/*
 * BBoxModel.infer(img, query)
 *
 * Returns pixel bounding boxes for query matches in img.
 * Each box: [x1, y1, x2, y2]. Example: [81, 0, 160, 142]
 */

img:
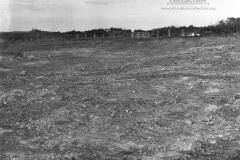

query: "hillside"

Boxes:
[1, 36, 240, 159]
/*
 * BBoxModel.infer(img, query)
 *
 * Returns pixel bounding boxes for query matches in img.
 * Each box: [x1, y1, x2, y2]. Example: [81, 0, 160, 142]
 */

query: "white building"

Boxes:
[131, 32, 150, 38]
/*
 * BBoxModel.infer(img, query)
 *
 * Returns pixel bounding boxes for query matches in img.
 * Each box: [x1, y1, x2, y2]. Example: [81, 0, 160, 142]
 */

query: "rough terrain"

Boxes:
[1, 36, 240, 159]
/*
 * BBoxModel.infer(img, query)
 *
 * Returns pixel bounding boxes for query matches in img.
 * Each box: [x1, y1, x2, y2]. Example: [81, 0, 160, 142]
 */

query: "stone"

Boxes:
[39, 92, 49, 98]
[20, 71, 27, 76]
[206, 121, 214, 125]
[204, 105, 219, 112]
[218, 135, 224, 138]
[109, 112, 115, 117]
[202, 115, 212, 122]
[209, 140, 217, 144]
[80, 103, 88, 109]
[28, 55, 34, 60]
[184, 119, 192, 125]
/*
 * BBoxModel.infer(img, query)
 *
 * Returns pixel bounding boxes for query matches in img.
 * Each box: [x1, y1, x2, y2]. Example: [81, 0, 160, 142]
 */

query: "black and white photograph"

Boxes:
[1, 0, 240, 159]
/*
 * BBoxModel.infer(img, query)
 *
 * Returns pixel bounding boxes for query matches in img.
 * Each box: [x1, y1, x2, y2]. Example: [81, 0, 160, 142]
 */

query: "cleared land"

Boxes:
[1, 36, 240, 159]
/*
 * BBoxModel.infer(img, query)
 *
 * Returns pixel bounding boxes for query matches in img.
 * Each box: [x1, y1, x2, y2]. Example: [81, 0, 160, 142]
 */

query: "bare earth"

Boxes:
[1, 36, 240, 160]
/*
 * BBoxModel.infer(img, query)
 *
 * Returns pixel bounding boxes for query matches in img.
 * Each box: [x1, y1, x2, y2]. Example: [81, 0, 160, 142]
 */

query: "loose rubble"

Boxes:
[0, 36, 240, 159]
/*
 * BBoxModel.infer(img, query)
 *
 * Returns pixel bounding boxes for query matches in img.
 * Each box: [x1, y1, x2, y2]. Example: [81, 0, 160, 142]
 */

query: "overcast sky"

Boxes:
[0, 0, 240, 32]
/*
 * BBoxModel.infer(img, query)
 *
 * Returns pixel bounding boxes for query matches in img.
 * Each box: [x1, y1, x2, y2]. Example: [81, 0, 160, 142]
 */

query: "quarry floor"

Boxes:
[1, 37, 240, 159]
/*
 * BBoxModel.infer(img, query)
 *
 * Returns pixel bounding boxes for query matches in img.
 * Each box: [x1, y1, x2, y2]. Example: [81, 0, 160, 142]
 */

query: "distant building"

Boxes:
[187, 33, 195, 36]
[131, 31, 150, 38]
[183, 32, 200, 37]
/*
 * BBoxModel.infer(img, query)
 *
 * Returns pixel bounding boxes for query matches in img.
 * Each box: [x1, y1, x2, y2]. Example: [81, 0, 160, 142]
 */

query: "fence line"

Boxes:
[10, 29, 206, 43]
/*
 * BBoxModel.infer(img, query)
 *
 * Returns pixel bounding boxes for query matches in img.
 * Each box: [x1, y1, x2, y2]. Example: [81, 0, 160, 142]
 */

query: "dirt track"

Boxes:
[1, 36, 240, 159]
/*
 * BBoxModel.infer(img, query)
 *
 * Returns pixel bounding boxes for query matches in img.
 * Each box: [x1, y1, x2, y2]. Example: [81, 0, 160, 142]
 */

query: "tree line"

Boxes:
[150, 17, 240, 37]
[1, 17, 240, 42]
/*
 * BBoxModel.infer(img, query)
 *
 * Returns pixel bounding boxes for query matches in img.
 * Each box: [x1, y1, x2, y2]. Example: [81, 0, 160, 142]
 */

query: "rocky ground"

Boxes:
[1, 36, 240, 159]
